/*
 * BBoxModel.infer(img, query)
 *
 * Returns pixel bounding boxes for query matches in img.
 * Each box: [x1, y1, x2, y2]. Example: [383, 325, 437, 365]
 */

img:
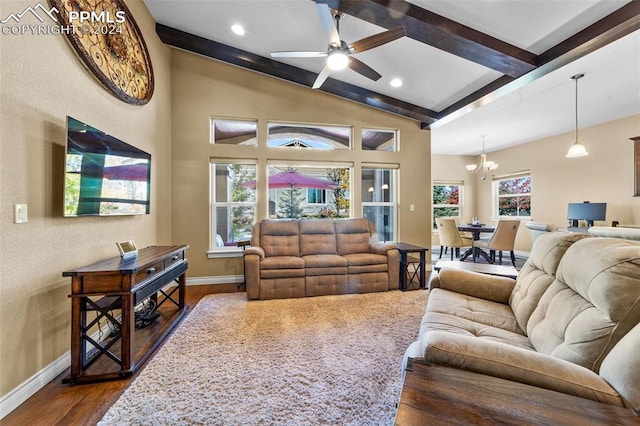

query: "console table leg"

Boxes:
[120, 293, 135, 373]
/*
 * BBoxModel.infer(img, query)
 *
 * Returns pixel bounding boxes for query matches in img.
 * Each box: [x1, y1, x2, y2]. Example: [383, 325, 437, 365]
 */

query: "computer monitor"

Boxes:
[567, 202, 607, 227]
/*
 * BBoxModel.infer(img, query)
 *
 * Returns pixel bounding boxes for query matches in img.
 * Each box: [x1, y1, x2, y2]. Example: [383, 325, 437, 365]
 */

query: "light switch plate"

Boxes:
[14, 204, 28, 224]
[409, 204, 415, 212]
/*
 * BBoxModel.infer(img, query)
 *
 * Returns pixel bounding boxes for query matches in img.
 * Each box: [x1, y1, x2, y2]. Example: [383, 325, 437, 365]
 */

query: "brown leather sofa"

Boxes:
[405, 232, 640, 411]
[244, 218, 399, 300]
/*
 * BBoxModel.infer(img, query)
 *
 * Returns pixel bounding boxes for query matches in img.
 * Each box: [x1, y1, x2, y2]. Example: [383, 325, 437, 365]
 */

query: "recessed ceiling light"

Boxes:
[390, 78, 403, 88]
[231, 24, 245, 36]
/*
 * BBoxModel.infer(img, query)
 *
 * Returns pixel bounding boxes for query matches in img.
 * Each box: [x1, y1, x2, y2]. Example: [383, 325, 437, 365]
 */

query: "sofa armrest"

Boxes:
[420, 331, 623, 407]
[430, 268, 515, 304]
[244, 246, 265, 259]
[370, 241, 396, 254]
[243, 248, 264, 300]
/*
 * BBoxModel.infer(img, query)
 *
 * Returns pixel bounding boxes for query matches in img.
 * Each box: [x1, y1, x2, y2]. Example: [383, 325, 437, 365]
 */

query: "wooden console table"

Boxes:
[396, 359, 638, 425]
[62, 245, 188, 384]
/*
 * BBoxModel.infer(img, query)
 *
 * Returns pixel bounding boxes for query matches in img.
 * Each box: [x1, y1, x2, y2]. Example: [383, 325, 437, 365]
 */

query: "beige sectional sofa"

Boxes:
[244, 218, 399, 300]
[405, 232, 640, 411]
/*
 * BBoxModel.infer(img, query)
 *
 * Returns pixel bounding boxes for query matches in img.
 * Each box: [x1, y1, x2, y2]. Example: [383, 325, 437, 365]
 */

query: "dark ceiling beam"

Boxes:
[433, 0, 640, 127]
[537, 0, 640, 66]
[156, 24, 440, 127]
[313, 0, 537, 78]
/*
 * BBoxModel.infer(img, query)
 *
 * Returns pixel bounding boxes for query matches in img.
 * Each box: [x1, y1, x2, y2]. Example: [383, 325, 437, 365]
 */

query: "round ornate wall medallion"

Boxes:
[49, 0, 154, 105]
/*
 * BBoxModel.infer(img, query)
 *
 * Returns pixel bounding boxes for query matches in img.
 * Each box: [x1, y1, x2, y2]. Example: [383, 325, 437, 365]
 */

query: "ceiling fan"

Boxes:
[270, 4, 406, 89]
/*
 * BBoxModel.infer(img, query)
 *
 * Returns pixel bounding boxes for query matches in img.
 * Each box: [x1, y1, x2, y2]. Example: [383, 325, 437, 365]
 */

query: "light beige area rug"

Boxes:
[99, 290, 428, 425]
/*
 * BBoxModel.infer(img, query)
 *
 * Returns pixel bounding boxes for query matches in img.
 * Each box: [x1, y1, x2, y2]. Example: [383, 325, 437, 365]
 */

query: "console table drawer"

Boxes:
[164, 252, 184, 269]
[77, 274, 124, 294]
[135, 261, 164, 283]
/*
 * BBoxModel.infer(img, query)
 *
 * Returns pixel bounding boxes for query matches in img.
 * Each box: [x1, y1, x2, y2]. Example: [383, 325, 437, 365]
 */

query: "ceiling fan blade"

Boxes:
[349, 27, 406, 54]
[348, 57, 381, 81]
[315, 4, 340, 47]
[312, 64, 332, 89]
[270, 51, 327, 58]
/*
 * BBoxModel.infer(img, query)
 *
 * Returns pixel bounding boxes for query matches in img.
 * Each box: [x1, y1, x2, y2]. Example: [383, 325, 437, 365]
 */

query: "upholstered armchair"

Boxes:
[474, 219, 521, 266]
[436, 218, 473, 260]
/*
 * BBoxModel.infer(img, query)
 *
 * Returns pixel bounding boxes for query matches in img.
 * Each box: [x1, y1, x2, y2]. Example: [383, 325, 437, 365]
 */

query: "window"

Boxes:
[211, 118, 257, 146]
[307, 188, 326, 204]
[210, 161, 256, 250]
[361, 167, 397, 242]
[267, 165, 351, 219]
[268, 123, 351, 150]
[433, 183, 461, 229]
[362, 128, 397, 152]
[494, 174, 531, 218]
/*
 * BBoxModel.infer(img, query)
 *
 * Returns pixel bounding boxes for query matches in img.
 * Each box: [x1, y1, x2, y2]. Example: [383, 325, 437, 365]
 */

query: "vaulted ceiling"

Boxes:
[144, 0, 640, 154]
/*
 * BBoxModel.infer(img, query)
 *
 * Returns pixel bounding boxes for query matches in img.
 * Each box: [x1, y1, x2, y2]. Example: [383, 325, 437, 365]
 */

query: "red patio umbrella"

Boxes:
[240, 169, 338, 190]
[240, 169, 338, 217]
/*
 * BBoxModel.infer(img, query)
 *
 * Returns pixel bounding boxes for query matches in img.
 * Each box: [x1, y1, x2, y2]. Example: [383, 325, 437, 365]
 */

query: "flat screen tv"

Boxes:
[64, 116, 151, 217]
[567, 202, 606, 227]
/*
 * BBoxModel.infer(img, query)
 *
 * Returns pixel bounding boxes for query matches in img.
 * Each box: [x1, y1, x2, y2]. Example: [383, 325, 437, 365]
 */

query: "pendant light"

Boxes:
[566, 73, 589, 158]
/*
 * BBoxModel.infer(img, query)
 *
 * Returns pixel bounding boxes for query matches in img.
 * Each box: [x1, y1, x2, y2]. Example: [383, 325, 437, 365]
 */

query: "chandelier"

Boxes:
[466, 135, 498, 180]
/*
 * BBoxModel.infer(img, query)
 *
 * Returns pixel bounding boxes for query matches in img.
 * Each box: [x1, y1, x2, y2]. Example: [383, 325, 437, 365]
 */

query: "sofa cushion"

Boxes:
[509, 232, 590, 332]
[335, 218, 372, 255]
[343, 253, 388, 274]
[302, 254, 347, 268]
[303, 254, 348, 276]
[421, 331, 624, 407]
[527, 237, 640, 371]
[342, 252, 387, 266]
[425, 288, 524, 335]
[260, 256, 305, 270]
[260, 220, 300, 257]
[299, 220, 337, 256]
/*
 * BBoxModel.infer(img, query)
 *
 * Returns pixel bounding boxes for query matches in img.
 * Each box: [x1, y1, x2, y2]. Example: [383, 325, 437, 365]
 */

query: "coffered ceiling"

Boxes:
[143, 0, 640, 154]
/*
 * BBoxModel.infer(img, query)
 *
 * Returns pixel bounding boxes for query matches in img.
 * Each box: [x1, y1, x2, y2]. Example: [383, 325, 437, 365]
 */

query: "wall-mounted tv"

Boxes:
[64, 116, 151, 217]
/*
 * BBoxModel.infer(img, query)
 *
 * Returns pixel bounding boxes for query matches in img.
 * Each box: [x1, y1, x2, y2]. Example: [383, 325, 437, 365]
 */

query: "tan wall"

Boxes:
[170, 49, 432, 278]
[433, 115, 640, 253]
[0, 0, 172, 397]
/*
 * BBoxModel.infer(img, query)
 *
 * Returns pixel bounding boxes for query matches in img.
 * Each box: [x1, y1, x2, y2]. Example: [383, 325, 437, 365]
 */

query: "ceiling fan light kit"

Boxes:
[327, 51, 349, 70]
[270, 4, 406, 89]
[566, 73, 589, 158]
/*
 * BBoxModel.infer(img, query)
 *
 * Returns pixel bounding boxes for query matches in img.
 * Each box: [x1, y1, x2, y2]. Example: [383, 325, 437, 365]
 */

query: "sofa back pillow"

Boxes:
[335, 218, 372, 255]
[509, 232, 590, 332]
[259, 219, 300, 257]
[599, 322, 640, 411]
[526, 237, 640, 372]
[299, 219, 338, 256]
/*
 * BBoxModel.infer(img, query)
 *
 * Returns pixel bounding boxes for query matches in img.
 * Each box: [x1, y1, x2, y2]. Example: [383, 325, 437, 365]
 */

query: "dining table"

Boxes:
[457, 224, 495, 263]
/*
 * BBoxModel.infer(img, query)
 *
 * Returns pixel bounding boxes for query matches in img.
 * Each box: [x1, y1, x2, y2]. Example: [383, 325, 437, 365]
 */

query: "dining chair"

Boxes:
[473, 219, 521, 266]
[436, 218, 473, 260]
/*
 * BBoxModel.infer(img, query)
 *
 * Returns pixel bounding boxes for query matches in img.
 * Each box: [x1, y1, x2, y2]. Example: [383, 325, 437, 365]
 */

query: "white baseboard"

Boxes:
[0, 318, 122, 419]
[0, 349, 69, 420]
[187, 275, 244, 285]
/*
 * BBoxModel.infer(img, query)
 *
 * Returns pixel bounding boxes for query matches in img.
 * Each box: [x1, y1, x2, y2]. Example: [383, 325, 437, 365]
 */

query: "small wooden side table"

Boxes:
[396, 243, 428, 290]
[396, 359, 639, 425]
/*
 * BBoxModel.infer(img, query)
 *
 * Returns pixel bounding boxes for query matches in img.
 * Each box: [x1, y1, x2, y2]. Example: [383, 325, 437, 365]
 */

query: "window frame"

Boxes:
[361, 165, 398, 242]
[492, 172, 532, 219]
[432, 182, 463, 231]
[209, 159, 258, 256]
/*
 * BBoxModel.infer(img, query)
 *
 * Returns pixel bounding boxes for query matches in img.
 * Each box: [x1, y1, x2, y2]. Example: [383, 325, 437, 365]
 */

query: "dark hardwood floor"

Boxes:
[2, 284, 240, 426]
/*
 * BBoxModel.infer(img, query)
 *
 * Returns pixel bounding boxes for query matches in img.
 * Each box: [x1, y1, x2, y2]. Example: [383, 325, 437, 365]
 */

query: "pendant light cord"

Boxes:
[571, 73, 584, 143]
